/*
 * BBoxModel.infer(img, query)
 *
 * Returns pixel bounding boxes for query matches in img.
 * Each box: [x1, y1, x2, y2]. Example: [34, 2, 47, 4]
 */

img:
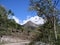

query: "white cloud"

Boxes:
[30, 16, 45, 25]
[26, 16, 31, 19]
[12, 16, 20, 24]
[21, 16, 45, 25]
[12, 16, 45, 25]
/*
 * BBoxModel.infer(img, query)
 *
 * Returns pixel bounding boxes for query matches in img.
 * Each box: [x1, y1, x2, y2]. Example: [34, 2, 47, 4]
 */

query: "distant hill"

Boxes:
[23, 21, 41, 30]
[24, 21, 39, 27]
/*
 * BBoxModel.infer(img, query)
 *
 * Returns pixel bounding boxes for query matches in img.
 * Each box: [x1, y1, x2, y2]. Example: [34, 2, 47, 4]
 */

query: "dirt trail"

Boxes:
[2, 41, 30, 45]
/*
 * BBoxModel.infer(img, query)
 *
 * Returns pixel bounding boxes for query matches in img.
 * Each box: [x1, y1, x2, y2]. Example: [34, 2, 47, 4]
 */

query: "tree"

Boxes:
[0, 5, 14, 27]
[0, 5, 14, 35]
[29, 0, 60, 45]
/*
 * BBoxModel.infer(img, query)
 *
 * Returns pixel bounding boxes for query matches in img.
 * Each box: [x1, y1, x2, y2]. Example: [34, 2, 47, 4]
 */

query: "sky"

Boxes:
[0, 0, 60, 25]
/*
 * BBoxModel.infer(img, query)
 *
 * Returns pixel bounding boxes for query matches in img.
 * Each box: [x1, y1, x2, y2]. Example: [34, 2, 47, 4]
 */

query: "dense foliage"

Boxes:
[0, 5, 23, 36]
[29, 0, 60, 45]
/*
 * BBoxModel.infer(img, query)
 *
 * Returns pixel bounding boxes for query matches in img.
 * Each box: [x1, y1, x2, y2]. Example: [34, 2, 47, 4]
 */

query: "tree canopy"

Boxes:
[29, 0, 60, 45]
[0, 5, 23, 35]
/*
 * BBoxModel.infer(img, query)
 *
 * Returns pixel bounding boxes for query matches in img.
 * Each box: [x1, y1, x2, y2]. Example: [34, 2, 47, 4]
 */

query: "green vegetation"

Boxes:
[29, 0, 60, 45]
[0, 5, 23, 36]
[0, 0, 60, 45]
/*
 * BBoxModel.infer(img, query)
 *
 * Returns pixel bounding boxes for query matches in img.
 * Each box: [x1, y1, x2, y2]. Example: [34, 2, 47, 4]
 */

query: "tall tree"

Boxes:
[29, 0, 60, 44]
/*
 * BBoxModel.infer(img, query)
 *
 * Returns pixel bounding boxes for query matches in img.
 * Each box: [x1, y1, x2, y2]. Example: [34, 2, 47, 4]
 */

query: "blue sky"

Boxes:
[0, 0, 37, 20]
[0, 0, 60, 25]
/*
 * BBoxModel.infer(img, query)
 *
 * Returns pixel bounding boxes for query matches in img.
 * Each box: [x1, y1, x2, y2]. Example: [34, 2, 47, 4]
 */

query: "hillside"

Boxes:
[0, 3, 60, 45]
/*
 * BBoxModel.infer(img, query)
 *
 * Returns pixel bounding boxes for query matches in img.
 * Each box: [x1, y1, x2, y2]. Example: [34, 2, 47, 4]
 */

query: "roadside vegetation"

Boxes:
[0, 0, 60, 45]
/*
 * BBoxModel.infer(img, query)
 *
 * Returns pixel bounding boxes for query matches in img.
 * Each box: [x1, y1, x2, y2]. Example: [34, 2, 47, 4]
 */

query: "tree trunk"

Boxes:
[54, 16, 57, 40]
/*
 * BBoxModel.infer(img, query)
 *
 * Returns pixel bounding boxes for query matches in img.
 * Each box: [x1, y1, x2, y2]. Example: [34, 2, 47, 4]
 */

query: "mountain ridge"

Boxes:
[23, 21, 40, 27]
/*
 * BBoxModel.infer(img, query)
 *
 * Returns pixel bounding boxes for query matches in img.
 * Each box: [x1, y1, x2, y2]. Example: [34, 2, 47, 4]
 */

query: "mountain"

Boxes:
[24, 21, 40, 28]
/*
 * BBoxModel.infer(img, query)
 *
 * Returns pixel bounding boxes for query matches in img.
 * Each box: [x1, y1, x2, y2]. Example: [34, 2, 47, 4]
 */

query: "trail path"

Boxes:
[2, 41, 30, 45]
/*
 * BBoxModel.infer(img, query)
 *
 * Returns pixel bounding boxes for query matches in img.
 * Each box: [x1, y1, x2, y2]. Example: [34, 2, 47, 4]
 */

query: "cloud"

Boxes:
[26, 15, 31, 19]
[30, 16, 45, 25]
[12, 16, 45, 25]
[21, 16, 45, 25]
[12, 16, 20, 24]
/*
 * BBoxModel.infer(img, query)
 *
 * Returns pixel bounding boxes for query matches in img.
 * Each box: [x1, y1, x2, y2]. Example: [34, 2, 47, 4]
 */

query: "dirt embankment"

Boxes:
[0, 36, 30, 45]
